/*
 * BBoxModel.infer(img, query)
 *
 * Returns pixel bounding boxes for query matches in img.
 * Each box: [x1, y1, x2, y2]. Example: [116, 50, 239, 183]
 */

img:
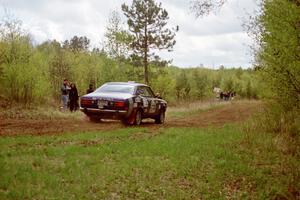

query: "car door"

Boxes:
[136, 86, 158, 116]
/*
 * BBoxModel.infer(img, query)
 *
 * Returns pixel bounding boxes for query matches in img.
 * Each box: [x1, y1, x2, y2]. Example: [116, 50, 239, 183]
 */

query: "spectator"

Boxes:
[220, 92, 224, 100]
[225, 91, 230, 101]
[61, 79, 70, 111]
[223, 91, 229, 101]
[86, 84, 94, 94]
[69, 83, 79, 112]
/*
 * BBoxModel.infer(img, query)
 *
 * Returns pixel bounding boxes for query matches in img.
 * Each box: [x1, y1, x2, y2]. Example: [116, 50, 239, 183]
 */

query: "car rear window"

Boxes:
[95, 84, 135, 94]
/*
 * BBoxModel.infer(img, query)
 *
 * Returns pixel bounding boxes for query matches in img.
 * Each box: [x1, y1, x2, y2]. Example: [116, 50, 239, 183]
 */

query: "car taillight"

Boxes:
[115, 101, 125, 107]
[81, 99, 92, 105]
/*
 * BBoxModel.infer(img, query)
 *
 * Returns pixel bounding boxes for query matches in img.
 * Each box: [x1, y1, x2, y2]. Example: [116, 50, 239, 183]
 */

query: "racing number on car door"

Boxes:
[149, 100, 157, 113]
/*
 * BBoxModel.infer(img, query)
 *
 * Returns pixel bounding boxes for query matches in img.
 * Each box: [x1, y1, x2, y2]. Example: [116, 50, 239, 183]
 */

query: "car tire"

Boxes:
[134, 109, 142, 125]
[155, 111, 165, 124]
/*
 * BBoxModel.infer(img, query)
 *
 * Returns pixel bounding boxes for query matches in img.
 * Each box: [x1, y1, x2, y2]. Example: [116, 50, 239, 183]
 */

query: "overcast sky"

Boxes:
[0, 0, 258, 68]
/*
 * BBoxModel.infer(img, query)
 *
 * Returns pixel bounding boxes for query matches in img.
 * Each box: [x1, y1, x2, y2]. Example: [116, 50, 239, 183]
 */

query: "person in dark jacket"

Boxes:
[69, 83, 79, 112]
[86, 84, 94, 94]
[220, 92, 224, 100]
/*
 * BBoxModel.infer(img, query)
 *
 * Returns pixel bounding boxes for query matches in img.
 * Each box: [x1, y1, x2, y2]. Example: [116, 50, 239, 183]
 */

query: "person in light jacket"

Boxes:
[61, 79, 70, 111]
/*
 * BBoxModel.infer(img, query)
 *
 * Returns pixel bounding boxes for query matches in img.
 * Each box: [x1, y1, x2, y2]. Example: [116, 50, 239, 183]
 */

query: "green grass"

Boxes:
[167, 100, 229, 118]
[1, 126, 299, 199]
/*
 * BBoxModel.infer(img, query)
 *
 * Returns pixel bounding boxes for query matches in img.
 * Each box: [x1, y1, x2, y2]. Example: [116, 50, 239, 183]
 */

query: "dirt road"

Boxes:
[0, 101, 262, 136]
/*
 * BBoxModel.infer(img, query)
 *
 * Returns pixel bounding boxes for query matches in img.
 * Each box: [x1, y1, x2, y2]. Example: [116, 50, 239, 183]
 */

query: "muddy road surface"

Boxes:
[0, 101, 262, 136]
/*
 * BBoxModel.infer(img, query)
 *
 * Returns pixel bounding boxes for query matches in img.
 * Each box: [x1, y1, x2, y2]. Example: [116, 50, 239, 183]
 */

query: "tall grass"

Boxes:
[244, 102, 300, 136]
[242, 103, 300, 199]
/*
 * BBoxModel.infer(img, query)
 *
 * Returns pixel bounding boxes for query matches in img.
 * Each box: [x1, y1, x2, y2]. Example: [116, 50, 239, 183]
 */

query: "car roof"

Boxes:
[105, 82, 148, 87]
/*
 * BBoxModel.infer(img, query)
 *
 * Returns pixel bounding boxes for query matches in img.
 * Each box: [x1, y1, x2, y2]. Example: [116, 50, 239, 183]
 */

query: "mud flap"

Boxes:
[125, 109, 137, 125]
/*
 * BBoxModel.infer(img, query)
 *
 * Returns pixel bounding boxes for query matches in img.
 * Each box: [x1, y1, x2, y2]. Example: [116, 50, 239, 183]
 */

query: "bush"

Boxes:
[245, 102, 300, 137]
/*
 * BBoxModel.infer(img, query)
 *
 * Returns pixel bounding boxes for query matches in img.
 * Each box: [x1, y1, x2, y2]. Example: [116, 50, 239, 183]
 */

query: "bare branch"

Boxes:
[190, 0, 227, 18]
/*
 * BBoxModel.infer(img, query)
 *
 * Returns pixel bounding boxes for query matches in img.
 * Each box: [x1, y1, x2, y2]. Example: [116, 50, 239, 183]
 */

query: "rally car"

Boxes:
[80, 82, 167, 125]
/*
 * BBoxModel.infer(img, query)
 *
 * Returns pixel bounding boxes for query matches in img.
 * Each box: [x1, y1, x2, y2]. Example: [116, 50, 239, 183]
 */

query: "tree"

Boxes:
[48, 41, 72, 99]
[254, 0, 300, 110]
[0, 12, 24, 42]
[151, 71, 175, 99]
[62, 35, 90, 52]
[122, 0, 177, 84]
[104, 10, 132, 59]
[150, 55, 169, 68]
[223, 76, 234, 91]
[245, 80, 252, 99]
[193, 70, 209, 99]
[190, 0, 227, 18]
[175, 71, 190, 99]
[0, 15, 35, 104]
[0, 41, 6, 82]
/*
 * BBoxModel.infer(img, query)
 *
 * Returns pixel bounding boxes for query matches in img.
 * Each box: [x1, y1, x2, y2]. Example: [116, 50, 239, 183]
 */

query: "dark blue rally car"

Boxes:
[80, 82, 167, 125]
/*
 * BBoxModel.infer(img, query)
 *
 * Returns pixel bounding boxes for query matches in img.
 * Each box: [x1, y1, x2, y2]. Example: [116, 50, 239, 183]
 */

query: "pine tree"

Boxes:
[122, 0, 176, 84]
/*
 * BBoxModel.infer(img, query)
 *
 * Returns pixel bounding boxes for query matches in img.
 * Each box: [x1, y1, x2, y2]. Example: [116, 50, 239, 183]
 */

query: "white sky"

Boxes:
[0, 0, 258, 68]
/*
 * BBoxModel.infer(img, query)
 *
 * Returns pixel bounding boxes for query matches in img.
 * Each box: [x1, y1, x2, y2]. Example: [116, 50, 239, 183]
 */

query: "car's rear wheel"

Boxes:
[134, 109, 142, 125]
[122, 109, 142, 126]
[155, 111, 165, 124]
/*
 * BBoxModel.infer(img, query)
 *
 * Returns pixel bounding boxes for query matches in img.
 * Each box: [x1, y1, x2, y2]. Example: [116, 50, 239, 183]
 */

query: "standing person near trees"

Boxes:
[61, 79, 70, 111]
[220, 91, 224, 100]
[69, 83, 79, 112]
[86, 84, 94, 94]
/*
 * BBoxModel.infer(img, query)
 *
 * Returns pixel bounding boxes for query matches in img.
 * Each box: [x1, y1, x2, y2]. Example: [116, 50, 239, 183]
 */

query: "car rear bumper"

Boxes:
[80, 107, 129, 119]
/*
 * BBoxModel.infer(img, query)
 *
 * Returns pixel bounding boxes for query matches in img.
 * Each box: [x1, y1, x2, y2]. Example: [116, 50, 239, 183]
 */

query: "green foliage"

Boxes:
[242, 0, 300, 135]
[0, 17, 49, 106]
[0, 14, 259, 107]
[150, 71, 175, 100]
[49, 48, 72, 99]
[192, 69, 210, 99]
[175, 70, 191, 99]
[257, 0, 300, 110]
[62, 35, 90, 52]
[222, 77, 234, 91]
[190, 0, 300, 136]
[104, 10, 133, 59]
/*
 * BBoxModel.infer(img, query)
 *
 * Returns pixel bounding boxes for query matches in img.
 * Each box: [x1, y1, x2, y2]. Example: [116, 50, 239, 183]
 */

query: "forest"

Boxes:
[0, 16, 259, 107]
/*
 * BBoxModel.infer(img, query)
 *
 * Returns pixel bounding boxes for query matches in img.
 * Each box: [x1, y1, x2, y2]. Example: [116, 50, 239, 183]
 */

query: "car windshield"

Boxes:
[95, 84, 135, 94]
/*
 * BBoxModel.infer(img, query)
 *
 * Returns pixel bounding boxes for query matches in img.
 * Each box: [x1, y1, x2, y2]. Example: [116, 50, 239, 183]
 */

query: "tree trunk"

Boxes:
[144, 22, 149, 85]
[144, 51, 148, 85]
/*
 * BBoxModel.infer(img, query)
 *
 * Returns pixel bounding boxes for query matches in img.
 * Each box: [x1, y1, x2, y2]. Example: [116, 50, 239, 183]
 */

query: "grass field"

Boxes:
[1, 125, 299, 199]
[167, 100, 229, 118]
